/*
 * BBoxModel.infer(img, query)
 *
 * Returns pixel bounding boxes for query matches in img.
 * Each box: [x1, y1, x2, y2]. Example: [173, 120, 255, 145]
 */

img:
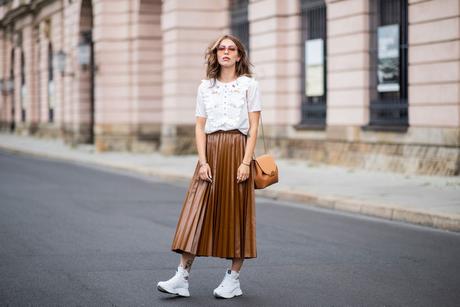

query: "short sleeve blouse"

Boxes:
[195, 75, 262, 135]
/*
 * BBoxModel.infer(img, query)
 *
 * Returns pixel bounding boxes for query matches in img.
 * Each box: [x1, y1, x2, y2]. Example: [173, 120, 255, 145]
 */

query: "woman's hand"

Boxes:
[237, 163, 250, 183]
[198, 163, 213, 182]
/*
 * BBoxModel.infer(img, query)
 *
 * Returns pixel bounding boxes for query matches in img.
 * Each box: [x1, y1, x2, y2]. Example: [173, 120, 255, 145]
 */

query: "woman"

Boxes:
[157, 34, 261, 299]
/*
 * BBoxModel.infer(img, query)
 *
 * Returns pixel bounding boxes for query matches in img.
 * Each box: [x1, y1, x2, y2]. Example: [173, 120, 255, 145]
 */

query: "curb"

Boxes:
[1, 144, 459, 233]
[256, 188, 460, 233]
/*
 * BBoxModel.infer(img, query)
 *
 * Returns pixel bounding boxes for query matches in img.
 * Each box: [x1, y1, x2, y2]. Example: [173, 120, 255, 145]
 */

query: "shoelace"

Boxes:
[175, 270, 188, 281]
[219, 274, 236, 288]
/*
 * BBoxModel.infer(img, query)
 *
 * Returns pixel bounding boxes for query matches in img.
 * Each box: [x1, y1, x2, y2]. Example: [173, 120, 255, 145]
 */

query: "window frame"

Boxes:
[20, 49, 26, 122]
[47, 42, 54, 123]
[297, 0, 328, 130]
[230, 0, 249, 54]
[365, 0, 409, 132]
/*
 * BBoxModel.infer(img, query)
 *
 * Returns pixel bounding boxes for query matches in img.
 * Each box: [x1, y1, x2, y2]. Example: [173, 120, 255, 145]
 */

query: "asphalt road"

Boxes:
[1, 150, 459, 307]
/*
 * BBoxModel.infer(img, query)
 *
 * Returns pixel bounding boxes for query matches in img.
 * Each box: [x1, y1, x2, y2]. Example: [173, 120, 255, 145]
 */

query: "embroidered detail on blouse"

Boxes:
[195, 75, 262, 135]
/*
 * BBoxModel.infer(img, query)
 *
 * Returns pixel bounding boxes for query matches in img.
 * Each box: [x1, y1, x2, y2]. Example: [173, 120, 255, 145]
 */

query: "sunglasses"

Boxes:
[217, 45, 238, 52]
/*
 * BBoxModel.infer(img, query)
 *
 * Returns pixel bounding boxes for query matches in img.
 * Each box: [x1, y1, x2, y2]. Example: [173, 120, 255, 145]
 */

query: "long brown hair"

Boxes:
[205, 34, 253, 86]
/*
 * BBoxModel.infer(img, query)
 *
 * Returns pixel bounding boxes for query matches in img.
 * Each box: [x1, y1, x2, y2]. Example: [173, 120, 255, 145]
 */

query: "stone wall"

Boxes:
[0, 0, 459, 176]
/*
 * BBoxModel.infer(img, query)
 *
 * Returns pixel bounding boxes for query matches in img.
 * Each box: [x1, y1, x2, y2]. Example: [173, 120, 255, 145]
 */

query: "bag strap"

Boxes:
[246, 86, 267, 154]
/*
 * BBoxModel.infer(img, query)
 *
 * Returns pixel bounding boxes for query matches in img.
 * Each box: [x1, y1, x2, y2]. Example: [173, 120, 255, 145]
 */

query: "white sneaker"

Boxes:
[213, 269, 243, 299]
[157, 266, 190, 297]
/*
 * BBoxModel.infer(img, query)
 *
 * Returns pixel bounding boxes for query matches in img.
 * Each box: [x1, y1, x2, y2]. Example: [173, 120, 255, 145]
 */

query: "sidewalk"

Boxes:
[1, 132, 459, 232]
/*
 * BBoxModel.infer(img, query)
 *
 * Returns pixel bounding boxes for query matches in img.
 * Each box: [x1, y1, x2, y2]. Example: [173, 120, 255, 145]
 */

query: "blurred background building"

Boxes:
[0, 0, 458, 176]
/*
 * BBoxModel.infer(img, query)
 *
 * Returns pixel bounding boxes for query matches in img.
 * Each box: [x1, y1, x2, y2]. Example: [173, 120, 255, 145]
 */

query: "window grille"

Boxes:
[20, 50, 25, 122]
[230, 0, 249, 54]
[368, 0, 408, 128]
[48, 43, 54, 123]
[300, 0, 327, 127]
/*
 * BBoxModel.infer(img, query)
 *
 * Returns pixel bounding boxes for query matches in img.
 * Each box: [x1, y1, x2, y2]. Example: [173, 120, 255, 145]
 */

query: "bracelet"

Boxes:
[199, 161, 208, 167]
[241, 161, 251, 166]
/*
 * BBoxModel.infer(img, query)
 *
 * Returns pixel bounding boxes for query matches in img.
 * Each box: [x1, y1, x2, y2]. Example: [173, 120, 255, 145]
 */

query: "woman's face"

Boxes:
[216, 38, 241, 68]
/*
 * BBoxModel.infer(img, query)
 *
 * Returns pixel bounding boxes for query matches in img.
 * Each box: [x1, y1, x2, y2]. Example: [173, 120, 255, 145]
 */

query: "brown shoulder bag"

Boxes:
[246, 89, 279, 189]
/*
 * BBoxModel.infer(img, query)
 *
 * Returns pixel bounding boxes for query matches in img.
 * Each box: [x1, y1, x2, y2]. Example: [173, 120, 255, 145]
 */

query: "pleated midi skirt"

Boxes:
[171, 130, 257, 259]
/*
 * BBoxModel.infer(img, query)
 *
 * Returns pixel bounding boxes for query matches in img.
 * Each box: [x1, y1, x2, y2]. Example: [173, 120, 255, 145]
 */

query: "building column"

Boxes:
[160, 0, 228, 155]
[12, 34, 20, 129]
[408, 0, 460, 137]
[33, 2, 65, 139]
[11, 21, 36, 136]
[249, 0, 302, 143]
[326, 0, 370, 138]
[86, 0, 163, 152]
[0, 31, 6, 130]
[37, 20, 52, 135]
[22, 21, 39, 134]
[130, 0, 163, 152]
[406, 0, 460, 174]
[66, 0, 95, 145]
[3, 32, 14, 132]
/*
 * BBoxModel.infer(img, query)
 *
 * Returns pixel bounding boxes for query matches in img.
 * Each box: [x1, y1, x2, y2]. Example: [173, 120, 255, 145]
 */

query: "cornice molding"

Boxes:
[30, 0, 57, 12]
[1, 0, 59, 28]
[2, 4, 30, 26]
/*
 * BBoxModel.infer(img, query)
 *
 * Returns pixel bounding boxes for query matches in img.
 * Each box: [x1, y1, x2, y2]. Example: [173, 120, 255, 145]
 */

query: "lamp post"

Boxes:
[7, 77, 14, 94]
[55, 50, 66, 76]
[7, 76, 15, 131]
[78, 30, 94, 143]
[78, 31, 92, 70]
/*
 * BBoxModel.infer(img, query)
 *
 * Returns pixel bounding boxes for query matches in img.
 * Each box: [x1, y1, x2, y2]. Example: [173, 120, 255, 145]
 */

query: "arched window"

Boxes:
[230, 0, 249, 54]
[35, 26, 41, 123]
[20, 50, 26, 122]
[9, 48, 15, 131]
[300, 0, 327, 127]
[48, 42, 54, 123]
[368, 0, 408, 129]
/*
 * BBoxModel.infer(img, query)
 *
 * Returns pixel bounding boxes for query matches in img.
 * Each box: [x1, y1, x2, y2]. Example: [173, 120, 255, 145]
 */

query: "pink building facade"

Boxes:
[0, 0, 459, 176]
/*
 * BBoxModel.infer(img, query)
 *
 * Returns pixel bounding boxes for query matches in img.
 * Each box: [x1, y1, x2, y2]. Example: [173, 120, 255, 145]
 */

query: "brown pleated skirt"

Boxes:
[171, 130, 257, 259]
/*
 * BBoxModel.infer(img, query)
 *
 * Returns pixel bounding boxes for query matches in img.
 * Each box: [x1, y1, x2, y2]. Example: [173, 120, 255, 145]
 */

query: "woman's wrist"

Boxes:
[241, 160, 251, 166]
[199, 160, 208, 167]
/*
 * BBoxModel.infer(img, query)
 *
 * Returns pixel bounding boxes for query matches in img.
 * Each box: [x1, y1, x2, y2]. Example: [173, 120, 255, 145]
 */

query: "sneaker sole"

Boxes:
[213, 289, 243, 299]
[157, 285, 190, 297]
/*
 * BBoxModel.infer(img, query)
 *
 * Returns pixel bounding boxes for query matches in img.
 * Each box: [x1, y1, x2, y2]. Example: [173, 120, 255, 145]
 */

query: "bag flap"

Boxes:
[255, 154, 277, 175]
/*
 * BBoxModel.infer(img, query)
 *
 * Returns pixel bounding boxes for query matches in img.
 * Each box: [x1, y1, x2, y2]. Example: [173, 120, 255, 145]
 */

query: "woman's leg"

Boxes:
[180, 252, 196, 272]
[231, 258, 244, 272]
[157, 252, 194, 297]
[213, 258, 244, 298]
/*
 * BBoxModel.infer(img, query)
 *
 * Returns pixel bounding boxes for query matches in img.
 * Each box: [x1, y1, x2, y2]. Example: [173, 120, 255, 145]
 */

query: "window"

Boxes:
[9, 48, 15, 131]
[300, 0, 327, 128]
[230, 0, 249, 54]
[34, 26, 41, 123]
[368, 0, 408, 129]
[20, 50, 26, 122]
[48, 42, 54, 123]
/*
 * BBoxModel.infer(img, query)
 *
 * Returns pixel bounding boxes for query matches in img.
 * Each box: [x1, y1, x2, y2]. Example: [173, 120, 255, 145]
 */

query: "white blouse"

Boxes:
[195, 75, 262, 135]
